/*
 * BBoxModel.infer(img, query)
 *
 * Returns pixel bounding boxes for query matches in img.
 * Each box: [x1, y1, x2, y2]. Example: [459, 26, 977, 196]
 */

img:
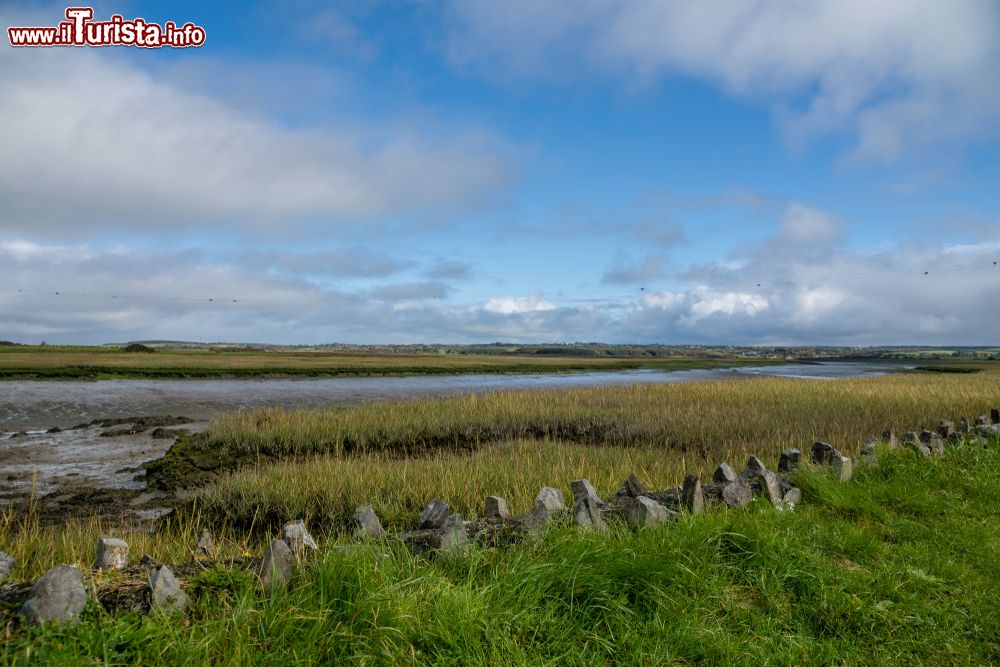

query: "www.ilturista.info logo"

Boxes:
[8, 7, 206, 48]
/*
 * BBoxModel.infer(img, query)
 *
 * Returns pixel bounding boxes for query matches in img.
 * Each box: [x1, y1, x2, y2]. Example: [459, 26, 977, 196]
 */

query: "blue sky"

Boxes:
[1, 1, 998, 344]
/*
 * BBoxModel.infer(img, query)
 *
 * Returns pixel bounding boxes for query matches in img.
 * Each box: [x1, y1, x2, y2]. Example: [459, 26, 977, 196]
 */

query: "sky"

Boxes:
[1, 0, 999, 345]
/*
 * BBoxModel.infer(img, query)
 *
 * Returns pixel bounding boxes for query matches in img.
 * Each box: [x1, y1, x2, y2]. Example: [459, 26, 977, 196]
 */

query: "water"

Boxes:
[0, 361, 903, 494]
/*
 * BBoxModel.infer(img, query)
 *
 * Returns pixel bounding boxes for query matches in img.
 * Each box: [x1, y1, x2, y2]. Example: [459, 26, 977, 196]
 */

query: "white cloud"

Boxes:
[443, 0, 1000, 161]
[0, 41, 514, 237]
[483, 293, 557, 315]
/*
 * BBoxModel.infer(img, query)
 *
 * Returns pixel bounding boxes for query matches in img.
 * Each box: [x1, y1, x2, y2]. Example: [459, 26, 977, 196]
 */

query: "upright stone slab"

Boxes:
[778, 449, 801, 472]
[713, 462, 738, 484]
[0, 551, 13, 583]
[149, 566, 189, 614]
[94, 537, 129, 571]
[958, 417, 970, 434]
[938, 421, 955, 438]
[920, 431, 945, 457]
[881, 430, 898, 447]
[992, 408, 999, 425]
[259, 539, 293, 589]
[744, 456, 767, 477]
[418, 499, 451, 529]
[353, 504, 386, 538]
[570, 479, 603, 505]
[811, 442, 839, 465]
[721, 479, 753, 508]
[975, 415, 990, 427]
[282, 520, 318, 557]
[624, 497, 675, 528]
[782, 487, 802, 508]
[18, 564, 87, 625]
[902, 431, 931, 457]
[681, 475, 704, 515]
[831, 455, 853, 482]
[534, 486, 566, 513]
[195, 529, 216, 559]
[615, 473, 649, 499]
[573, 496, 607, 532]
[484, 496, 510, 520]
[434, 514, 468, 552]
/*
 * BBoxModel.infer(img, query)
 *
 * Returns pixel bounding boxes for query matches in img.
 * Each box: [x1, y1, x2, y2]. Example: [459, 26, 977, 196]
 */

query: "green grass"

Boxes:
[3, 443, 1000, 665]
[0, 345, 775, 380]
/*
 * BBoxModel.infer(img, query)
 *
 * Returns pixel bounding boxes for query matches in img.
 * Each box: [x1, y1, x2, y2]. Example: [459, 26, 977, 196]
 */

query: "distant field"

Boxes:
[0, 345, 779, 379]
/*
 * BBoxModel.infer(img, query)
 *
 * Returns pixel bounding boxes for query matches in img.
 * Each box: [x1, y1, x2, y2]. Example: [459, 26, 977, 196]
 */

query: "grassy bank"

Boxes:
[148, 367, 1000, 511]
[4, 443, 1000, 665]
[0, 345, 774, 380]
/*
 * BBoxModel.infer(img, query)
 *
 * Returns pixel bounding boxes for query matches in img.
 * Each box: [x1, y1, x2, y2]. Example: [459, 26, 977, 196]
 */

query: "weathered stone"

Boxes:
[484, 495, 510, 520]
[518, 505, 553, 539]
[353, 504, 386, 538]
[623, 496, 676, 528]
[903, 433, 931, 457]
[573, 496, 607, 532]
[992, 408, 999, 425]
[615, 473, 649, 499]
[94, 537, 129, 571]
[195, 529, 215, 559]
[881, 430, 898, 447]
[975, 414, 990, 427]
[721, 479, 753, 508]
[782, 487, 802, 508]
[744, 456, 768, 477]
[148, 566, 188, 614]
[0, 551, 13, 583]
[418, 499, 451, 529]
[282, 520, 318, 556]
[534, 486, 566, 513]
[811, 441, 840, 465]
[958, 417, 970, 433]
[681, 475, 704, 515]
[859, 440, 878, 461]
[752, 469, 784, 505]
[920, 431, 945, 457]
[259, 539, 293, 589]
[938, 421, 955, 438]
[713, 462, 738, 484]
[570, 479, 603, 505]
[433, 514, 468, 552]
[831, 455, 853, 482]
[778, 449, 801, 472]
[138, 554, 161, 569]
[18, 564, 87, 625]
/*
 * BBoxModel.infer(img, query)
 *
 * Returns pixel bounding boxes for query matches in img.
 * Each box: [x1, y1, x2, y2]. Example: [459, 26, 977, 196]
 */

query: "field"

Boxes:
[2, 363, 999, 664]
[0, 345, 778, 380]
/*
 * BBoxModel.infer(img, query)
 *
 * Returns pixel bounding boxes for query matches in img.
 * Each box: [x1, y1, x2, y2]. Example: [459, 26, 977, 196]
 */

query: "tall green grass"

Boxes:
[5, 444, 1000, 665]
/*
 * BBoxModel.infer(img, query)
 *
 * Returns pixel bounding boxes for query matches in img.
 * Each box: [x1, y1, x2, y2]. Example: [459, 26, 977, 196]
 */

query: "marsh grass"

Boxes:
[4, 444, 1000, 665]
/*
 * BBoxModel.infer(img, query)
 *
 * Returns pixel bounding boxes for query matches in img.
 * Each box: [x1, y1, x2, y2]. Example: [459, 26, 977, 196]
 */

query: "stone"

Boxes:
[778, 449, 801, 472]
[713, 462, 738, 484]
[518, 505, 553, 539]
[623, 496, 676, 528]
[881, 430, 898, 447]
[418, 499, 451, 529]
[433, 514, 468, 552]
[938, 421, 955, 438]
[94, 537, 129, 571]
[534, 486, 566, 513]
[721, 479, 753, 508]
[148, 566, 188, 614]
[195, 529, 216, 559]
[992, 408, 1000, 425]
[18, 564, 87, 625]
[0, 551, 13, 583]
[681, 475, 704, 515]
[484, 496, 510, 520]
[903, 431, 931, 457]
[615, 473, 649, 499]
[570, 479, 603, 505]
[811, 441, 840, 465]
[831, 455, 853, 482]
[751, 469, 784, 505]
[573, 496, 607, 532]
[859, 441, 878, 461]
[975, 414, 990, 427]
[138, 554, 161, 569]
[958, 417, 970, 433]
[920, 431, 945, 457]
[259, 539, 293, 589]
[782, 487, 802, 508]
[744, 456, 767, 477]
[281, 520, 318, 556]
[353, 504, 386, 539]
